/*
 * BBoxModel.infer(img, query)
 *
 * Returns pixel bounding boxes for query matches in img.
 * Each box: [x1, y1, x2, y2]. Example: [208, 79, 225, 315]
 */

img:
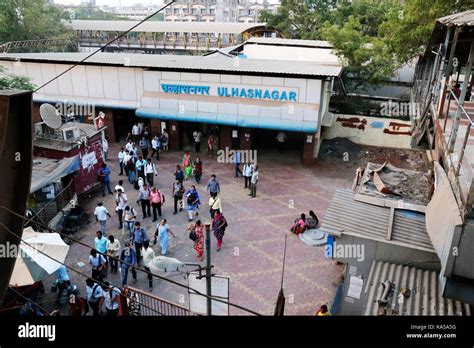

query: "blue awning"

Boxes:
[135, 107, 318, 133]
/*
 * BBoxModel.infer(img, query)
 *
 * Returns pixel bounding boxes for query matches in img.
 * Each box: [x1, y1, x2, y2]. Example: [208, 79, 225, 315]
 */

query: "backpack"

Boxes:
[187, 191, 197, 205]
[160, 192, 165, 204]
[90, 284, 101, 301]
[189, 229, 197, 241]
[97, 256, 108, 279]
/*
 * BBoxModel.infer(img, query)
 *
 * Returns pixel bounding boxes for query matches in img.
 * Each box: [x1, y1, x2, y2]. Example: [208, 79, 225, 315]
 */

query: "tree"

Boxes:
[381, 0, 472, 64]
[65, 4, 130, 20]
[259, 0, 339, 40]
[0, 0, 74, 51]
[0, 66, 36, 91]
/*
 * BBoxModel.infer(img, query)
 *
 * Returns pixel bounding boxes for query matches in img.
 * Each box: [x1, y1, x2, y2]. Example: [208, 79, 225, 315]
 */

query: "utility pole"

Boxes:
[204, 222, 212, 316]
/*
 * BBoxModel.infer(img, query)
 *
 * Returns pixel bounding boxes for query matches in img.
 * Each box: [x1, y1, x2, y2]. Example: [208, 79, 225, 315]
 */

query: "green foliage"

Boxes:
[0, 0, 73, 45]
[381, 0, 472, 64]
[259, 0, 469, 91]
[0, 66, 36, 91]
[66, 4, 130, 20]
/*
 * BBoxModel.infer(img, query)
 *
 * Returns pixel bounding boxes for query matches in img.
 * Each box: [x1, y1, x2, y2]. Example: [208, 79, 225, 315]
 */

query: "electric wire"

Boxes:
[34, 1, 176, 93]
[0, 206, 262, 315]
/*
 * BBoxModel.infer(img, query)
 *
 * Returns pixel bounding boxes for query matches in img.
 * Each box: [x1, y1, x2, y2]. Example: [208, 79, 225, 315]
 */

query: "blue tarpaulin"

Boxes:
[30, 156, 80, 193]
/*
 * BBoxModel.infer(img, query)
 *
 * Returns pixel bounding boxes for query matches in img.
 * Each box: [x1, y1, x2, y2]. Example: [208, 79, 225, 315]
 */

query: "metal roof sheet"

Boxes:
[31, 156, 80, 193]
[34, 122, 103, 152]
[247, 37, 333, 48]
[320, 188, 435, 253]
[0, 52, 343, 77]
[437, 10, 474, 27]
[65, 20, 268, 34]
[363, 260, 472, 316]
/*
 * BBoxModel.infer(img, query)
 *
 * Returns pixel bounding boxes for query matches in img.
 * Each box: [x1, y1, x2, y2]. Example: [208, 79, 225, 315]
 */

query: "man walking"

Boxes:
[137, 184, 151, 219]
[131, 221, 148, 265]
[103, 282, 121, 316]
[135, 156, 147, 181]
[235, 151, 242, 178]
[172, 179, 184, 215]
[86, 278, 104, 316]
[193, 129, 202, 153]
[118, 147, 126, 176]
[161, 129, 169, 152]
[120, 242, 137, 286]
[131, 123, 140, 142]
[206, 174, 220, 196]
[115, 189, 128, 229]
[249, 165, 259, 198]
[102, 137, 109, 161]
[151, 135, 161, 161]
[144, 158, 158, 187]
[94, 202, 111, 237]
[98, 163, 113, 197]
[139, 136, 149, 160]
[243, 162, 254, 189]
[276, 131, 287, 153]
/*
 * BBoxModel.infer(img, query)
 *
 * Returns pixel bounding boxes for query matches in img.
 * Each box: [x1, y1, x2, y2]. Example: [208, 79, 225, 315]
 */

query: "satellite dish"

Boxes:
[39, 103, 62, 129]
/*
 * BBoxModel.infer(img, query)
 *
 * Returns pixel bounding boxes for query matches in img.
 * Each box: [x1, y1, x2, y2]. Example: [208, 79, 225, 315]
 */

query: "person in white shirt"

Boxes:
[249, 165, 259, 198]
[85, 278, 104, 316]
[151, 136, 160, 161]
[125, 141, 133, 153]
[141, 240, 156, 291]
[144, 158, 158, 187]
[122, 205, 137, 237]
[94, 202, 111, 237]
[106, 235, 121, 273]
[114, 180, 125, 195]
[243, 162, 254, 189]
[102, 138, 109, 161]
[276, 131, 287, 153]
[118, 147, 126, 176]
[103, 282, 121, 316]
[115, 189, 128, 229]
[132, 123, 140, 142]
[209, 193, 222, 219]
[193, 130, 202, 153]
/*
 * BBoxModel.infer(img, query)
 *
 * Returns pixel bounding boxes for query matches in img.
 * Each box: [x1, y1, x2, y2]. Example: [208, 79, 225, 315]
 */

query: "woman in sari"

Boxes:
[212, 211, 227, 251]
[183, 151, 193, 180]
[190, 220, 204, 261]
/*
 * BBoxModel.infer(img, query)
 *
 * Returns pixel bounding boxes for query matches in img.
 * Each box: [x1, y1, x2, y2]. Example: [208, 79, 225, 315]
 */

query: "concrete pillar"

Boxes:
[168, 120, 181, 150]
[102, 109, 117, 142]
[32, 103, 42, 124]
[219, 125, 232, 150]
[239, 127, 253, 150]
[150, 118, 162, 135]
[302, 133, 316, 165]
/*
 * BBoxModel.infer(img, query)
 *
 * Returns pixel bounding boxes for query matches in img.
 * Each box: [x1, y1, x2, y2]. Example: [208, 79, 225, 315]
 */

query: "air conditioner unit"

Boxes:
[34, 122, 48, 137]
[61, 127, 81, 141]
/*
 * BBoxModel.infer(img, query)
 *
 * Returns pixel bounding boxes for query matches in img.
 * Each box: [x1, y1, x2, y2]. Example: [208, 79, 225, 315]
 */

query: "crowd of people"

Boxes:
[82, 123, 245, 315]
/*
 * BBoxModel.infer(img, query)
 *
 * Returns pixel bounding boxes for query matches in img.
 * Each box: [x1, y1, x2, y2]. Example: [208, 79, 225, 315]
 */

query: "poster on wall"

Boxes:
[82, 151, 98, 169]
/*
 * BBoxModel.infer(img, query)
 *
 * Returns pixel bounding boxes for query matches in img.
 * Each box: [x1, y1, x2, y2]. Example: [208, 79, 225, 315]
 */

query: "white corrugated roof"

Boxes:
[363, 260, 472, 316]
[247, 37, 333, 48]
[65, 20, 268, 34]
[0, 52, 343, 77]
[320, 189, 435, 252]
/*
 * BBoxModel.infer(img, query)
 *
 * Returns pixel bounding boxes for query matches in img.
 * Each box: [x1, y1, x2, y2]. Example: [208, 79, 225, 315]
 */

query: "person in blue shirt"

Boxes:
[95, 231, 108, 265]
[55, 265, 70, 290]
[185, 185, 200, 221]
[120, 242, 137, 286]
[135, 156, 147, 181]
[98, 163, 113, 197]
[206, 175, 220, 195]
[235, 151, 242, 178]
[174, 165, 184, 183]
[131, 221, 148, 265]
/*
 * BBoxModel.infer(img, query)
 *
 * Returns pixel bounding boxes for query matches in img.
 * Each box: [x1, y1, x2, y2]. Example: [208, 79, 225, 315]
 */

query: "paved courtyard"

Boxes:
[46, 138, 425, 316]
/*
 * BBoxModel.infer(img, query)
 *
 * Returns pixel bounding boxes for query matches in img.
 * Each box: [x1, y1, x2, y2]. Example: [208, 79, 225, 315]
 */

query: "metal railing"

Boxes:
[124, 286, 200, 316]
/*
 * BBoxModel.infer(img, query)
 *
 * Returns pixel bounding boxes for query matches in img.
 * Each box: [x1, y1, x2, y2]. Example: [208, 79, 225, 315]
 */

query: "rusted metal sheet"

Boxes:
[437, 10, 474, 27]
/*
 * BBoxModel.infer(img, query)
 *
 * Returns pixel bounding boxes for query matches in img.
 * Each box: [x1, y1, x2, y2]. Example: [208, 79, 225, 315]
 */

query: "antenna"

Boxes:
[39, 103, 62, 129]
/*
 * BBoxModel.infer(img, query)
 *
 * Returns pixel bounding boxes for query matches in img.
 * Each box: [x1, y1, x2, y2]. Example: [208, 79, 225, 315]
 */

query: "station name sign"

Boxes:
[160, 83, 297, 102]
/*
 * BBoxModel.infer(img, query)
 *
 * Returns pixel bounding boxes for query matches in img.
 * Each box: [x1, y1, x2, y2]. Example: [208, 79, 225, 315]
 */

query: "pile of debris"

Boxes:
[352, 162, 433, 211]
